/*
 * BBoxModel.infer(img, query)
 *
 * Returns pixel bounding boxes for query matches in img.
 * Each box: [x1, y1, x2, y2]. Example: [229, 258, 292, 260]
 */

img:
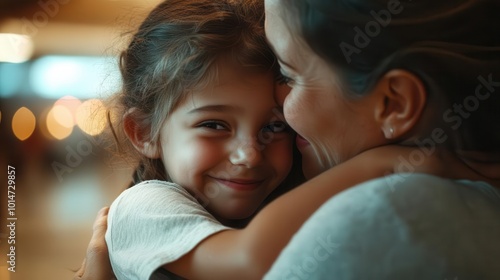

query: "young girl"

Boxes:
[105, 0, 299, 278]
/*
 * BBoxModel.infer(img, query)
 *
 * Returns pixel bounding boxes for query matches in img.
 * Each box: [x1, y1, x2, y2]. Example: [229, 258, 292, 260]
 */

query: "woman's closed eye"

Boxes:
[276, 72, 295, 87]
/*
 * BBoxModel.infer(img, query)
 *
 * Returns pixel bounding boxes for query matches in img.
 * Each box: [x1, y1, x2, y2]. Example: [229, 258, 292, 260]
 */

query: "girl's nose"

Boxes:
[229, 141, 264, 168]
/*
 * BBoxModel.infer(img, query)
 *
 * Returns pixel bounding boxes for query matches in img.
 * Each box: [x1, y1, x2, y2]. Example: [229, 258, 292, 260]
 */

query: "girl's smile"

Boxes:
[209, 176, 266, 191]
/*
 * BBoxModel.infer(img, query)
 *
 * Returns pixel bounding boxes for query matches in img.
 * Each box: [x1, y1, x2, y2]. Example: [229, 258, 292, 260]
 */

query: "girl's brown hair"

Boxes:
[106, 0, 278, 182]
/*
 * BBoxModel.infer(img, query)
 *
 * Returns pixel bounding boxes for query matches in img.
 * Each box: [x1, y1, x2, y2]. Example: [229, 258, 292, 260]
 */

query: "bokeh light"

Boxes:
[0, 33, 34, 63]
[52, 105, 74, 128]
[30, 55, 121, 99]
[12, 107, 36, 141]
[76, 99, 107, 136]
[54, 95, 82, 127]
[46, 105, 74, 140]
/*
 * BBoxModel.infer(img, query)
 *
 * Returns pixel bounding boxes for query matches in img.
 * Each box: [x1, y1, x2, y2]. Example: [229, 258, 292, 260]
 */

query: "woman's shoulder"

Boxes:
[357, 172, 498, 200]
[265, 174, 500, 279]
[334, 173, 500, 215]
[305, 173, 500, 248]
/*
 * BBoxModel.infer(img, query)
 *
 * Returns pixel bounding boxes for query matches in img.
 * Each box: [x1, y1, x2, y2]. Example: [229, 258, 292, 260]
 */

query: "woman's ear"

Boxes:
[123, 109, 161, 159]
[373, 69, 427, 139]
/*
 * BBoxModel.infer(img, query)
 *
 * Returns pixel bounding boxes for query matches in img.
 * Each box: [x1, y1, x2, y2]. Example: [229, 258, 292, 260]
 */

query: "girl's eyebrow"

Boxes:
[188, 105, 237, 114]
[188, 105, 284, 116]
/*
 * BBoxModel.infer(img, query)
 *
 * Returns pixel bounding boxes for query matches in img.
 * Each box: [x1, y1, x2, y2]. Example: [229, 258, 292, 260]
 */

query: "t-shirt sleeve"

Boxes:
[105, 180, 231, 280]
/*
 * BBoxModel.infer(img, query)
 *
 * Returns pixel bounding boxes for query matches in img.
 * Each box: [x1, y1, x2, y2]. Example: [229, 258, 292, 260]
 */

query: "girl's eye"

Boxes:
[198, 121, 228, 130]
[262, 122, 288, 133]
[276, 72, 295, 86]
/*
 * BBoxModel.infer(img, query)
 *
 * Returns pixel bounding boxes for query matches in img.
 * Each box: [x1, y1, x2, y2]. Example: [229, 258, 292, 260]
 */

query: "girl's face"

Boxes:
[159, 59, 294, 220]
[265, 0, 384, 178]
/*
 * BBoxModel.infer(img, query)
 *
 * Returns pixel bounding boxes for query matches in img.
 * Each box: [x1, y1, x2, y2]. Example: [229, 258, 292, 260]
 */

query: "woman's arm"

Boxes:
[165, 146, 410, 279]
[74, 207, 115, 280]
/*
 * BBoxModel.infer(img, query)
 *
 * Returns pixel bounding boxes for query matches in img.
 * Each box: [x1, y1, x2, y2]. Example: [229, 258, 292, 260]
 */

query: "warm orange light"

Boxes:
[54, 95, 82, 127]
[12, 107, 36, 141]
[76, 99, 107, 136]
[52, 105, 74, 128]
[46, 106, 73, 140]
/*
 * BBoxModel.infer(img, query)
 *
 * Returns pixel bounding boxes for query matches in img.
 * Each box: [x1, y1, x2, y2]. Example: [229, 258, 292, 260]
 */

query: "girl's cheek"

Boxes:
[188, 140, 223, 169]
[168, 139, 217, 180]
[270, 139, 294, 176]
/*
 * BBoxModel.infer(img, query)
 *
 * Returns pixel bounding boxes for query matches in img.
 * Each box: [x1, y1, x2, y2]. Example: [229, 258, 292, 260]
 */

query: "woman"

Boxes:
[76, 0, 500, 278]
[263, 0, 500, 278]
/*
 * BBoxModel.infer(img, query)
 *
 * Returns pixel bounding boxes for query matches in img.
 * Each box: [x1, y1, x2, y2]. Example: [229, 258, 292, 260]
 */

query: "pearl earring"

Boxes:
[384, 127, 394, 139]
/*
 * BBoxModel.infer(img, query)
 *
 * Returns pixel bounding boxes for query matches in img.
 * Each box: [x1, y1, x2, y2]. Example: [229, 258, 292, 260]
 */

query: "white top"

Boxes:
[105, 180, 231, 280]
[264, 173, 500, 279]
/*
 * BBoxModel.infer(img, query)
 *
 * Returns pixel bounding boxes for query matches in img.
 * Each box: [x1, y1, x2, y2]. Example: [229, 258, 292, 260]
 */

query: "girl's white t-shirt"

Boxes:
[105, 180, 231, 280]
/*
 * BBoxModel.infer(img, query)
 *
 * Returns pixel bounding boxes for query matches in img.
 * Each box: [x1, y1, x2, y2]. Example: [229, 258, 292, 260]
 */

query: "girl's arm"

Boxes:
[165, 145, 413, 279]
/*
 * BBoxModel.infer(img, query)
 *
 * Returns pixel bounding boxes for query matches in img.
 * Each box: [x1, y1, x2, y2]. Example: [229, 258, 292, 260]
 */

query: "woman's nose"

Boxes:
[274, 83, 291, 107]
[229, 141, 264, 168]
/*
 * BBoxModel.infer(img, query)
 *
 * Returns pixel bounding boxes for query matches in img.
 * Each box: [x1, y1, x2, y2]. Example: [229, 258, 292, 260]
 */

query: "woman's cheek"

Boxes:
[274, 83, 291, 107]
[283, 94, 302, 133]
[283, 88, 315, 136]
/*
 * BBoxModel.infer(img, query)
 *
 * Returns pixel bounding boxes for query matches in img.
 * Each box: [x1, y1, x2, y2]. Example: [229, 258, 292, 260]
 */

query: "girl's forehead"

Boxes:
[205, 56, 273, 85]
[183, 63, 274, 98]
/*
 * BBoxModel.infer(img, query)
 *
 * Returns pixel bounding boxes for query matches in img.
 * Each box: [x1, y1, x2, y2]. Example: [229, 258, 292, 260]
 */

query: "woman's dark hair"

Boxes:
[284, 0, 500, 152]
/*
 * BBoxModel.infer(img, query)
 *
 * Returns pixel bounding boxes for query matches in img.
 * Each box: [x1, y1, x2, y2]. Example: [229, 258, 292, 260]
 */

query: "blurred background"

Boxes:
[0, 0, 162, 279]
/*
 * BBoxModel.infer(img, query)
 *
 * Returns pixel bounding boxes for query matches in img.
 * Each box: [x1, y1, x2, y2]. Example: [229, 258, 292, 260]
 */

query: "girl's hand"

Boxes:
[73, 207, 115, 280]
